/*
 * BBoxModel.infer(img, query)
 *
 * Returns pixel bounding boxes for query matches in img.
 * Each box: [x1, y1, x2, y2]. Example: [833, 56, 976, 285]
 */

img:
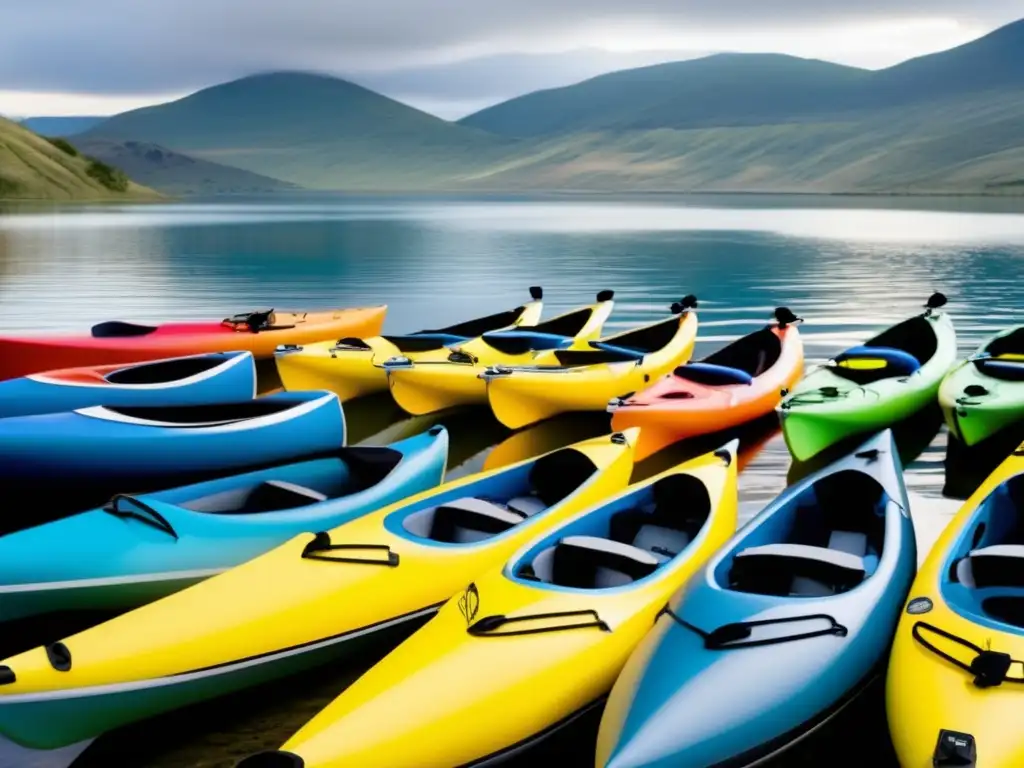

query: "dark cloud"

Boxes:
[1, 0, 1021, 111]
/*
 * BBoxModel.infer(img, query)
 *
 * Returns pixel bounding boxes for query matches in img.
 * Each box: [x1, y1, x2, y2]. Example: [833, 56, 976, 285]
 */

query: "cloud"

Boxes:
[0, 0, 1021, 117]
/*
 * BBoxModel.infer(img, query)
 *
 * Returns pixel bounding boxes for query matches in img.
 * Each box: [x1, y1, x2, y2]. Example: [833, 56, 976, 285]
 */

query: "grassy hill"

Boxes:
[85, 72, 518, 190]
[0, 117, 161, 201]
[73, 138, 299, 195]
[19, 116, 106, 137]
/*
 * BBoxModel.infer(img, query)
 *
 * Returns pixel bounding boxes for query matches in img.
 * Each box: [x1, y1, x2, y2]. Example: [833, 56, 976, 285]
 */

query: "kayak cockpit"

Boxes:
[827, 316, 937, 385]
[721, 468, 887, 597]
[103, 353, 244, 385]
[399, 448, 597, 544]
[78, 395, 329, 428]
[511, 472, 712, 589]
[943, 473, 1024, 628]
[176, 447, 405, 515]
[91, 321, 158, 338]
[669, 326, 783, 388]
[377, 307, 533, 354]
[552, 316, 684, 367]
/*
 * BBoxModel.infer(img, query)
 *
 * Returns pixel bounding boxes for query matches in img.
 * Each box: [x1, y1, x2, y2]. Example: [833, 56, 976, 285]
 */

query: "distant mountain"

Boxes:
[73, 138, 299, 195]
[85, 71, 516, 189]
[18, 116, 106, 137]
[0, 117, 160, 201]
[460, 20, 1024, 137]
[460, 54, 871, 136]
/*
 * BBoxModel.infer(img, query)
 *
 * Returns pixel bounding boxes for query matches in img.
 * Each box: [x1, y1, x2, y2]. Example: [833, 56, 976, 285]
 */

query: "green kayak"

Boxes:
[779, 294, 957, 462]
[939, 324, 1024, 446]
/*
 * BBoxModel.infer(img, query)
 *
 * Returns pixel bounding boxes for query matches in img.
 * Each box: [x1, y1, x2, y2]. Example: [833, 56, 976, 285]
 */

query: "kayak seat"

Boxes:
[548, 535, 660, 588]
[91, 321, 159, 338]
[975, 358, 1024, 382]
[402, 447, 598, 542]
[729, 537, 868, 597]
[673, 362, 754, 387]
[480, 331, 572, 356]
[959, 545, 1024, 589]
[632, 525, 692, 563]
[831, 346, 920, 384]
[382, 333, 468, 353]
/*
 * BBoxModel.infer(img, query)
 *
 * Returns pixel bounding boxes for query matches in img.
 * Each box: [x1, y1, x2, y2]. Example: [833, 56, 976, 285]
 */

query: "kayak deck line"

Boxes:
[0, 603, 444, 704]
[0, 568, 226, 594]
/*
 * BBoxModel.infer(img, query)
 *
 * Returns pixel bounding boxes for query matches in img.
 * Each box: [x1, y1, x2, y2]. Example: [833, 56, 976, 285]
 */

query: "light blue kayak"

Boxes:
[597, 429, 915, 768]
[0, 351, 256, 419]
[0, 427, 448, 621]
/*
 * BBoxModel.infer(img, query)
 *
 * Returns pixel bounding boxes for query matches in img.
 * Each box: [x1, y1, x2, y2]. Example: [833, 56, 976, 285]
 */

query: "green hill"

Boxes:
[84, 71, 518, 190]
[73, 138, 299, 195]
[0, 117, 161, 201]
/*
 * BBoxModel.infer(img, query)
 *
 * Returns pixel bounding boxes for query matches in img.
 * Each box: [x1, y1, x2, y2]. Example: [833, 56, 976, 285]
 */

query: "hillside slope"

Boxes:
[74, 138, 299, 195]
[0, 117, 161, 201]
[85, 72, 518, 189]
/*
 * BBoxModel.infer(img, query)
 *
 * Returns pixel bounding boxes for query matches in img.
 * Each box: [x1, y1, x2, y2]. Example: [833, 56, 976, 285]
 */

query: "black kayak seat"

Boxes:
[404, 494, 547, 543]
[962, 545, 1024, 588]
[731, 531, 869, 597]
[183, 480, 328, 514]
[673, 362, 754, 387]
[550, 535, 660, 589]
[831, 346, 921, 385]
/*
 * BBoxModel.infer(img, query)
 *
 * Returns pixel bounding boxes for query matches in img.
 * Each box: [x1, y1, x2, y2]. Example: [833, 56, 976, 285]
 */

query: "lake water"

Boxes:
[1, 193, 1024, 766]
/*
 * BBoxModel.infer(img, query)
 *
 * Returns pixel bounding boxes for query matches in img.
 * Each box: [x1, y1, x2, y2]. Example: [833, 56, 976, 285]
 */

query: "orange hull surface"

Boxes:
[611, 322, 804, 460]
[0, 306, 387, 381]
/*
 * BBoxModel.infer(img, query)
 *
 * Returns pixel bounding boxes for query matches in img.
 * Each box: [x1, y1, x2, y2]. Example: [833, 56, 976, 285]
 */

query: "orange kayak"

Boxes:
[0, 306, 387, 381]
[610, 308, 804, 460]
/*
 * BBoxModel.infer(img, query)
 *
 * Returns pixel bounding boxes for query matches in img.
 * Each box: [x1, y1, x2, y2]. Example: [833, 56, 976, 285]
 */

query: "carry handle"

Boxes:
[301, 531, 399, 566]
[102, 494, 179, 540]
[468, 609, 610, 638]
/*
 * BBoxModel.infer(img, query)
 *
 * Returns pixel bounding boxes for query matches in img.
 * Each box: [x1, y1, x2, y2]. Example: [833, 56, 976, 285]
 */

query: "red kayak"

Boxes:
[0, 306, 387, 381]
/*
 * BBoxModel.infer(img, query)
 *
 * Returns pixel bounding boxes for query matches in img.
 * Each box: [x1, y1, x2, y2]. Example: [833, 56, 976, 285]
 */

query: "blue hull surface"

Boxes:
[598, 430, 916, 768]
[0, 352, 256, 418]
[0, 390, 346, 520]
[0, 427, 448, 620]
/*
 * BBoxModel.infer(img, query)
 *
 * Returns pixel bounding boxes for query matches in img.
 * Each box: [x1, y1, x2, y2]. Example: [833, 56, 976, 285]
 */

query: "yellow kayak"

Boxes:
[483, 296, 699, 429]
[275, 287, 544, 401]
[887, 442, 1024, 767]
[385, 290, 616, 415]
[0, 430, 637, 756]
[241, 440, 738, 767]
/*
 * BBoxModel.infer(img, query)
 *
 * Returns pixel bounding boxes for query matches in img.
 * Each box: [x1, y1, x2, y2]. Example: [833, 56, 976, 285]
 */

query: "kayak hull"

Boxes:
[887, 445, 1024, 768]
[0, 352, 257, 419]
[248, 444, 738, 768]
[597, 431, 915, 768]
[0, 428, 449, 621]
[484, 311, 699, 430]
[276, 299, 543, 402]
[0, 430, 637, 751]
[611, 323, 803, 461]
[0, 306, 387, 381]
[780, 309, 956, 462]
[0, 390, 346, 517]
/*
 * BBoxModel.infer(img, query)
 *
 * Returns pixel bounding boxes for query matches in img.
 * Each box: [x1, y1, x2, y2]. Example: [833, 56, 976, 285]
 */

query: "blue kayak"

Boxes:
[0, 351, 256, 419]
[597, 429, 916, 768]
[0, 427, 448, 621]
[0, 390, 346, 519]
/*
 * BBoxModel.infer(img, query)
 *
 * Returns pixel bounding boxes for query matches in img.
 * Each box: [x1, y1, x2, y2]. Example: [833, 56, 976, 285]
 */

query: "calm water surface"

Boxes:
[1, 194, 1024, 766]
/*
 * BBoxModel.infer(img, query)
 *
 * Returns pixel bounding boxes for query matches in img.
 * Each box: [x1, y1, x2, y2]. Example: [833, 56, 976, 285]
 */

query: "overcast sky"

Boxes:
[1, 0, 1022, 119]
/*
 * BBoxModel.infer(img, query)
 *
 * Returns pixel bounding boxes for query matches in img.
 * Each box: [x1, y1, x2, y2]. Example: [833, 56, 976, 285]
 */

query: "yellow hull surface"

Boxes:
[0, 430, 638, 750]
[252, 441, 738, 768]
[887, 443, 1024, 768]
[276, 293, 544, 401]
[485, 305, 699, 429]
[387, 292, 615, 414]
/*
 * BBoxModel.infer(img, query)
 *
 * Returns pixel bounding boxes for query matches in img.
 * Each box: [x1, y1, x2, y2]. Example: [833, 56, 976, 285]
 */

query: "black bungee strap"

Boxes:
[661, 606, 848, 650]
[912, 621, 1024, 688]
